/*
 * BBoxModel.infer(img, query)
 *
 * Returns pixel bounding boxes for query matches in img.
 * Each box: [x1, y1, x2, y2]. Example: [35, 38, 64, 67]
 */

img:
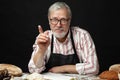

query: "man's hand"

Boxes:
[48, 66, 65, 73]
[48, 65, 78, 74]
[33, 25, 50, 67]
[36, 25, 50, 54]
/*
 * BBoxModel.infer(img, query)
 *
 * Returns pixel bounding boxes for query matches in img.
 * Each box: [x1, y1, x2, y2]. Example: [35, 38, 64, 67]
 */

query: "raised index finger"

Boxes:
[38, 25, 43, 33]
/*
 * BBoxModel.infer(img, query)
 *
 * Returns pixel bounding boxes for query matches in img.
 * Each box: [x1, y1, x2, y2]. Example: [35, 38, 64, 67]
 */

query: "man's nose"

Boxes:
[56, 21, 62, 26]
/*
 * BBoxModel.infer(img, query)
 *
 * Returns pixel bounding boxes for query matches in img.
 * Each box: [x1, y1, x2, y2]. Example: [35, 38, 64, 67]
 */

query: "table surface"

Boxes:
[12, 72, 105, 80]
[42, 72, 101, 80]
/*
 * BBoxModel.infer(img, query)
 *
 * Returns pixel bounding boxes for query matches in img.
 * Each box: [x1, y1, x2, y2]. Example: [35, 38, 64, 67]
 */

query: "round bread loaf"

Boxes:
[99, 70, 119, 80]
[0, 63, 23, 76]
[109, 64, 120, 73]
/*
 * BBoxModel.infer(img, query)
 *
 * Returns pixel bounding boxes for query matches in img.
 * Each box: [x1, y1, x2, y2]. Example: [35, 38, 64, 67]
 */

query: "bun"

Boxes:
[0, 64, 23, 76]
[99, 70, 119, 80]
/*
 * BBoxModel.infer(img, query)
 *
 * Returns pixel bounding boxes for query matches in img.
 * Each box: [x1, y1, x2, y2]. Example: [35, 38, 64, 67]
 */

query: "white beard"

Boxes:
[52, 31, 67, 38]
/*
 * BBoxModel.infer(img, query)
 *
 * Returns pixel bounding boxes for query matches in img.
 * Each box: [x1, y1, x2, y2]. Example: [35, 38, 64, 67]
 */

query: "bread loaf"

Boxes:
[109, 64, 120, 73]
[0, 63, 23, 76]
[99, 70, 119, 80]
[0, 69, 11, 80]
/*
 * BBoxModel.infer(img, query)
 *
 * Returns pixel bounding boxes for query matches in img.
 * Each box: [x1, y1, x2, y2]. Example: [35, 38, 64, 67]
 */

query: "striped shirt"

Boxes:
[28, 26, 99, 75]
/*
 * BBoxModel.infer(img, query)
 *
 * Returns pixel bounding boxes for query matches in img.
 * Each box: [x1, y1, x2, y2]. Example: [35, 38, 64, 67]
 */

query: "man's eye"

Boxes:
[51, 19, 57, 21]
[61, 19, 67, 21]
[53, 19, 58, 21]
[61, 19, 66, 21]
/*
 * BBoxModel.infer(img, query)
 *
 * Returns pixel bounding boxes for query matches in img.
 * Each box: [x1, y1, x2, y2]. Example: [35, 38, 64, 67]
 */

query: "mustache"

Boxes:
[54, 27, 64, 31]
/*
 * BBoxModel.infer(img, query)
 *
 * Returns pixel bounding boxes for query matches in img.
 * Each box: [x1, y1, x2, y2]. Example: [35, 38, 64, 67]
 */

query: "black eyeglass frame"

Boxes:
[49, 18, 70, 25]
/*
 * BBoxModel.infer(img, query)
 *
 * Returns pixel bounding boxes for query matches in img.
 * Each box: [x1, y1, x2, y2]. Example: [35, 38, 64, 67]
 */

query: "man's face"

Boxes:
[48, 8, 71, 38]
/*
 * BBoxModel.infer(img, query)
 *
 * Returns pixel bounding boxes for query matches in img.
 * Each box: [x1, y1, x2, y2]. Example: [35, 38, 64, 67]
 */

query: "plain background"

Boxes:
[0, 0, 120, 74]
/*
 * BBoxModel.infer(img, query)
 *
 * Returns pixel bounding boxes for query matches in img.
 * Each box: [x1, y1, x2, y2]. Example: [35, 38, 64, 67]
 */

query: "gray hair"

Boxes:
[48, 2, 72, 18]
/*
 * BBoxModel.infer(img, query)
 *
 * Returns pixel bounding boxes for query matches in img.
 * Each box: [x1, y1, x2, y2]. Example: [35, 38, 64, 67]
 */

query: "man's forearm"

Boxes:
[62, 65, 78, 74]
[49, 65, 78, 74]
[33, 49, 45, 68]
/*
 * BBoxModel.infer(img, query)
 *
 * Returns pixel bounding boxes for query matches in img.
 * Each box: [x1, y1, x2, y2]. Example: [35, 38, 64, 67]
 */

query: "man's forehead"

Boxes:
[49, 9, 69, 18]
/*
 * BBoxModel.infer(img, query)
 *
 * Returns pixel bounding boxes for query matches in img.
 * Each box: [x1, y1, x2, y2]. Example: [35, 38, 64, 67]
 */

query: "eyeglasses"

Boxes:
[49, 18, 70, 25]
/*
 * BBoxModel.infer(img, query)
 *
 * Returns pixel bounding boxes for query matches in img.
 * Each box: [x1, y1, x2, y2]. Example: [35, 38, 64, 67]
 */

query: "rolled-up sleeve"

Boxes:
[76, 31, 99, 75]
[28, 44, 46, 73]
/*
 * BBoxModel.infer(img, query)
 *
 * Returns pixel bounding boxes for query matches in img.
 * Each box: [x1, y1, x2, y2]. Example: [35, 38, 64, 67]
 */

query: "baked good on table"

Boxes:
[118, 72, 120, 80]
[0, 69, 11, 80]
[109, 64, 120, 73]
[26, 72, 45, 80]
[99, 70, 119, 80]
[0, 63, 23, 76]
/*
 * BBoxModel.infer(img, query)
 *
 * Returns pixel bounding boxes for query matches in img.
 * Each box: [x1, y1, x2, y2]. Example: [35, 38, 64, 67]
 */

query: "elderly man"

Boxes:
[28, 2, 99, 75]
